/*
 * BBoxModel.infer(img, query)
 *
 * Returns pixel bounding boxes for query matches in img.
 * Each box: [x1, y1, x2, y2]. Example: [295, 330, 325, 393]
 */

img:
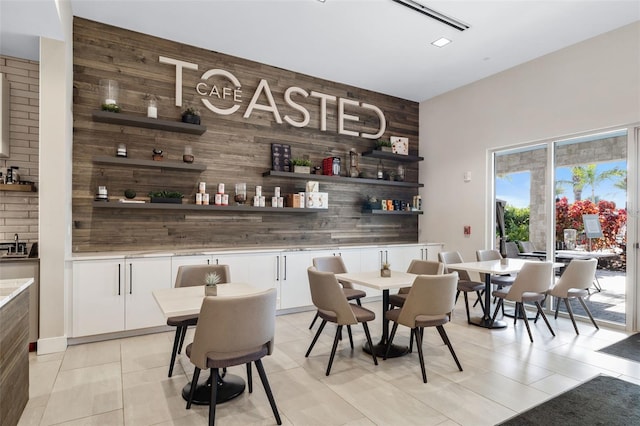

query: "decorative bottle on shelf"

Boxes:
[377, 160, 384, 179]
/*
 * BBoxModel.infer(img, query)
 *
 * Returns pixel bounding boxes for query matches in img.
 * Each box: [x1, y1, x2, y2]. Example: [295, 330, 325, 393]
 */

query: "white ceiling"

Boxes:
[1, 0, 639, 102]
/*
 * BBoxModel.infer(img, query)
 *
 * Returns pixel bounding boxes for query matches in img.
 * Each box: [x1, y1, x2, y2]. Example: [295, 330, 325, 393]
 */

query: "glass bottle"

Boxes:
[377, 160, 384, 179]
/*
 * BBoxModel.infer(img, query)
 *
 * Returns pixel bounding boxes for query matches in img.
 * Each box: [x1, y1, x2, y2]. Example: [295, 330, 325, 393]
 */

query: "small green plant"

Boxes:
[376, 139, 392, 148]
[182, 106, 200, 116]
[101, 103, 120, 113]
[148, 190, 183, 199]
[381, 262, 390, 270]
[205, 272, 221, 286]
[291, 158, 312, 167]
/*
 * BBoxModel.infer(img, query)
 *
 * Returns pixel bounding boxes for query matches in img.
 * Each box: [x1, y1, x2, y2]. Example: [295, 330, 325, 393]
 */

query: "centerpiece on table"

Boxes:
[205, 272, 221, 296]
[381, 262, 391, 277]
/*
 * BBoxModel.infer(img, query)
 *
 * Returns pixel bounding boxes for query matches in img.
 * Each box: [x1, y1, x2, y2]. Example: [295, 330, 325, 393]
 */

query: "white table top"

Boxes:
[335, 271, 417, 291]
[0, 277, 34, 309]
[448, 259, 563, 275]
[152, 283, 261, 317]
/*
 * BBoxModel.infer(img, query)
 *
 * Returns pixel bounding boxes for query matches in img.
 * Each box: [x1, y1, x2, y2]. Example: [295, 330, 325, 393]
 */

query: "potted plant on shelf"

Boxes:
[381, 262, 391, 277]
[376, 139, 393, 152]
[205, 272, 221, 296]
[148, 190, 184, 204]
[291, 158, 312, 174]
[181, 106, 201, 125]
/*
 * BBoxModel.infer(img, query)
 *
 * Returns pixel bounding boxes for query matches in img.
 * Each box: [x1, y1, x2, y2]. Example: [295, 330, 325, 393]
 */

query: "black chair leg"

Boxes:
[326, 325, 342, 376]
[355, 298, 362, 306]
[209, 367, 218, 426]
[463, 291, 471, 323]
[362, 322, 378, 366]
[415, 327, 427, 383]
[490, 299, 503, 327]
[178, 325, 188, 354]
[309, 311, 319, 330]
[186, 367, 200, 409]
[409, 329, 414, 353]
[535, 301, 555, 337]
[384, 322, 399, 360]
[436, 325, 462, 371]
[564, 298, 579, 335]
[246, 362, 253, 393]
[520, 303, 534, 343]
[305, 320, 327, 357]
[347, 325, 354, 349]
[255, 359, 282, 425]
[577, 297, 599, 329]
[168, 326, 182, 377]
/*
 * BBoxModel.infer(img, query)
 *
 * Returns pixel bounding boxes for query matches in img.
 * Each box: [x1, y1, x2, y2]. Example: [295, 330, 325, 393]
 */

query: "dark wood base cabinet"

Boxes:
[0, 289, 29, 426]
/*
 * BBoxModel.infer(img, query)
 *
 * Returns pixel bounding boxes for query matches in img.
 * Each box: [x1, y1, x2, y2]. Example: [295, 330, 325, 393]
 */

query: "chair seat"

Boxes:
[318, 304, 375, 324]
[167, 314, 198, 327]
[186, 342, 268, 368]
[385, 307, 449, 327]
[492, 288, 546, 303]
[548, 286, 589, 298]
[458, 280, 484, 292]
[388, 293, 407, 307]
[343, 288, 366, 300]
[491, 275, 515, 286]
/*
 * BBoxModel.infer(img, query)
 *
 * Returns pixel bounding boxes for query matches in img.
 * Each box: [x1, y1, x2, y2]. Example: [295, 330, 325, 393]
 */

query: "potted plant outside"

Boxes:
[182, 106, 201, 125]
[291, 158, 312, 174]
[205, 272, 221, 296]
[376, 139, 393, 152]
[148, 190, 184, 204]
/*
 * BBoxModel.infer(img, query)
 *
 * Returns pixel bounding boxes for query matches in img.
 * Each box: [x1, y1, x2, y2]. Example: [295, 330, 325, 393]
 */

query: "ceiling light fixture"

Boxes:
[391, 0, 470, 31]
[431, 37, 452, 48]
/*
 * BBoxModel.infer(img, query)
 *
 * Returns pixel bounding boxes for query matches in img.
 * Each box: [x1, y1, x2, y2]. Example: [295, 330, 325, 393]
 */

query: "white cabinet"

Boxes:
[279, 251, 314, 309]
[72, 256, 171, 337]
[171, 255, 212, 285]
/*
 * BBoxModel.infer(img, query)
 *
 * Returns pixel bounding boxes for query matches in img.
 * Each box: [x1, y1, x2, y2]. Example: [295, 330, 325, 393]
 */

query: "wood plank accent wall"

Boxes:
[72, 18, 420, 253]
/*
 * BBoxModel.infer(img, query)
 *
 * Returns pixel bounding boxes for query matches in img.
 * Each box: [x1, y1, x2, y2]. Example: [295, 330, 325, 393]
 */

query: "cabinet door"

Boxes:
[385, 245, 420, 272]
[330, 248, 361, 273]
[214, 252, 280, 308]
[72, 259, 125, 337]
[356, 247, 385, 297]
[424, 243, 443, 261]
[279, 251, 315, 310]
[125, 257, 172, 330]
[171, 255, 212, 286]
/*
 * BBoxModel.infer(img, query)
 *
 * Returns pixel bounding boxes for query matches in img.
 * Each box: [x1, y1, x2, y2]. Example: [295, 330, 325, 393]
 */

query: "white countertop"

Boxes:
[0, 277, 34, 309]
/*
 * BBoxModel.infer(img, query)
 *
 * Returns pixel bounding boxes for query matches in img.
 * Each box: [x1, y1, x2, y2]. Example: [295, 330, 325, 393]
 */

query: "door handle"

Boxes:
[129, 263, 133, 294]
[283, 255, 287, 280]
[118, 263, 121, 295]
[276, 255, 280, 281]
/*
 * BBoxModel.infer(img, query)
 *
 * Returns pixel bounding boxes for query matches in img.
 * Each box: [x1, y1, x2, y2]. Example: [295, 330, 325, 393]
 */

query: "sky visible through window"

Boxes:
[496, 160, 627, 209]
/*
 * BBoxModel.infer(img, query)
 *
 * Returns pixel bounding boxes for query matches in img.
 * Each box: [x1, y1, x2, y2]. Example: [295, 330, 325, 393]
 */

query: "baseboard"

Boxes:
[37, 335, 68, 355]
[67, 325, 171, 346]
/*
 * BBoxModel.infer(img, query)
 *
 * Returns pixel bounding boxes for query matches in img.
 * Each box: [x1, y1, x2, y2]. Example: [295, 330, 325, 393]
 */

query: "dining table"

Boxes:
[334, 270, 417, 358]
[152, 282, 262, 405]
[447, 259, 563, 329]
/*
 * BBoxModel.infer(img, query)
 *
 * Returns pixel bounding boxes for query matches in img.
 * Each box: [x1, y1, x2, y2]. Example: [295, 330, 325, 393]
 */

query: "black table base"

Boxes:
[181, 373, 245, 405]
[469, 317, 507, 329]
[363, 340, 409, 358]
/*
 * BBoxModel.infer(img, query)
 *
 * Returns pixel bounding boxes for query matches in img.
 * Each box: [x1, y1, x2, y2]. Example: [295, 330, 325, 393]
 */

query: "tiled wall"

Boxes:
[0, 55, 39, 243]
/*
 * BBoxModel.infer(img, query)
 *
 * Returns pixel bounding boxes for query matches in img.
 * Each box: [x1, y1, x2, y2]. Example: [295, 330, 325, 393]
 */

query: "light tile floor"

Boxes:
[18, 300, 640, 426]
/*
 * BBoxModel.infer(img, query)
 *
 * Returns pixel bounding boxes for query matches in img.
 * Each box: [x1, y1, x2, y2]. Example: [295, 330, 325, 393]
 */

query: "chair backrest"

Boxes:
[518, 241, 536, 253]
[550, 258, 597, 297]
[506, 262, 553, 301]
[505, 242, 521, 258]
[307, 267, 357, 325]
[406, 259, 444, 275]
[313, 256, 353, 288]
[438, 251, 471, 281]
[189, 288, 277, 370]
[397, 272, 459, 328]
[475, 250, 502, 282]
[175, 264, 231, 288]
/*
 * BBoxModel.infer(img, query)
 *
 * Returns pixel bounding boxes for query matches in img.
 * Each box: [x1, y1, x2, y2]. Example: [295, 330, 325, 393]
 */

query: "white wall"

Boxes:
[419, 22, 640, 263]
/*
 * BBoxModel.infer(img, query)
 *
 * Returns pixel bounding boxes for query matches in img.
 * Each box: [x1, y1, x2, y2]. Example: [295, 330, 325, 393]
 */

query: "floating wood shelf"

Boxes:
[92, 110, 207, 135]
[0, 183, 37, 192]
[362, 209, 423, 215]
[262, 170, 423, 188]
[361, 150, 424, 162]
[92, 201, 324, 213]
[92, 156, 207, 171]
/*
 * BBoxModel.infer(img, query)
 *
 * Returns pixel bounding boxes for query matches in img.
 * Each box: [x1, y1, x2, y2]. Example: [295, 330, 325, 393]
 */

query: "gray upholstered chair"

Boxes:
[384, 272, 463, 383]
[438, 251, 485, 323]
[185, 288, 281, 426]
[490, 261, 555, 342]
[547, 258, 599, 334]
[505, 241, 521, 258]
[167, 264, 231, 377]
[305, 267, 378, 376]
[388, 259, 444, 309]
[308, 256, 366, 329]
[518, 241, 537, 253]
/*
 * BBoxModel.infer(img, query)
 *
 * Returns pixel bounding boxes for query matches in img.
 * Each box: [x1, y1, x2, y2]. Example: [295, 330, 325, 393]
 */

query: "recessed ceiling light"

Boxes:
[431, 37, 452, 48]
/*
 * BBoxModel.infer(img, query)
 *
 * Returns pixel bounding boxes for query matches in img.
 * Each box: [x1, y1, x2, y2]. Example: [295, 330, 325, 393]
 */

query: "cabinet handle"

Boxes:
[276, 255, 280, 281]
[215, 258, 219, 265]
[379, 250, 383, 267]
[283, 255, 287, 280]
[421, 248, 424, 259]
[118, 263, 121, 296]
[207, 259, 210, 265]
[129, 263, 133, 294]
